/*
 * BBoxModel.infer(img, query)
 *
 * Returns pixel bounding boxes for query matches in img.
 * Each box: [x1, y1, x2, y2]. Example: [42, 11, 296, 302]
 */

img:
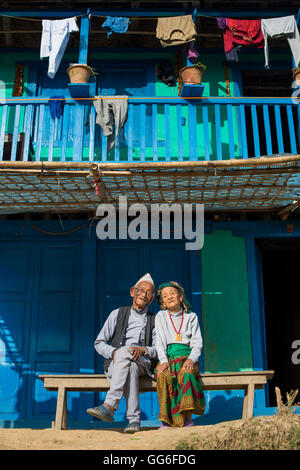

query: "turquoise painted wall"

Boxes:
[155, 53, 240, 160]
[0, 49, 239, 161]
[0, 49, 290, 162]
[0, 52, 32, 136]
[201, 230, 253, 373]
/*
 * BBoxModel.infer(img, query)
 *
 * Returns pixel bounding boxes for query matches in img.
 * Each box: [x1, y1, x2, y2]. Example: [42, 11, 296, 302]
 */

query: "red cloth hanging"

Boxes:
[223, 19, 264, 53]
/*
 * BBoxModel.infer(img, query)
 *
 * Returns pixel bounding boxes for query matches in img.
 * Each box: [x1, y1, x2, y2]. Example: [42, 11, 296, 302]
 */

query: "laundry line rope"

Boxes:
[1, 12, 296, 22]
[0, 12, 214, 22]
[1, 96, 300, 101]
[0, 13, 86, 21]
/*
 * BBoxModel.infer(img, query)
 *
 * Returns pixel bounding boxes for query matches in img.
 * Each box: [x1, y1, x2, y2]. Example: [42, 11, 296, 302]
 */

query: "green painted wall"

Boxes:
[0, 49, 290, 162]
[0, 49, 240, 161]
[0, 52, 32, 135]
[155, 52, 240, 160]
[201, 230, 253, 372]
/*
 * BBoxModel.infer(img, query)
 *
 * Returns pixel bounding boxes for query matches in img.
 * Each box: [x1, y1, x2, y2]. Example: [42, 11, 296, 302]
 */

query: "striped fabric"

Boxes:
[155, 344, 205, 427]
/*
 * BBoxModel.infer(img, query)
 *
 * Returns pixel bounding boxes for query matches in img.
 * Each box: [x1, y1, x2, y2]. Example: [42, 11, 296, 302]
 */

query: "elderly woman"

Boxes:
[155, 281, 205, 428]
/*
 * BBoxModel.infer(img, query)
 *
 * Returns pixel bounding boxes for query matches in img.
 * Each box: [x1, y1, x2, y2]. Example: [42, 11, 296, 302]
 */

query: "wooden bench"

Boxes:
[39, 370, 274, 430]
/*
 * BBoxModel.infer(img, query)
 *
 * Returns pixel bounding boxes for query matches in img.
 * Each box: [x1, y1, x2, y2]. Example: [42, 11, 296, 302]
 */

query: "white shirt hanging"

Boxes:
[261, 16, 300, 69]
[40, 17, 79, 79]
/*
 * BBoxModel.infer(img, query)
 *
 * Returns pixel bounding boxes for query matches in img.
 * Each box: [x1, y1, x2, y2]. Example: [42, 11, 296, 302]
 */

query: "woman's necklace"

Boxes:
[168, 310, 183, 341]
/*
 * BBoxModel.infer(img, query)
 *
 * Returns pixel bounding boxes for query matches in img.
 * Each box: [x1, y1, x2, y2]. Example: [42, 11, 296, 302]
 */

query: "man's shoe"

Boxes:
[86, 405, 114, 423]
[123, 422, 140, 433]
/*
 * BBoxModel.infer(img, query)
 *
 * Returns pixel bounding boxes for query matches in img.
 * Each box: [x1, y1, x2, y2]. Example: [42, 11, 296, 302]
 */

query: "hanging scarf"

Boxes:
[48, 96, 65, 119]
[157, 281, 192, 313]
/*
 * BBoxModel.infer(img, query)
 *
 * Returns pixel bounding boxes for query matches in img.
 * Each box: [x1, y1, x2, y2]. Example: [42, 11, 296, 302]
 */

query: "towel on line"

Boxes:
[261, 16, 300, 69]
[102, 16, 130, 38]
[223, 19, 264, 53]
[217, 17, 263, 62]
[40, 17, 79, 79]
[156, 15, 197, 47]
[93, 96, 128, 154]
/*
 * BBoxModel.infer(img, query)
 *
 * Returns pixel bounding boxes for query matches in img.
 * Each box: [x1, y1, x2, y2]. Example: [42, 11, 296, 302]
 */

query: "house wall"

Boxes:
[1, 49, 240, 161]
[0, 220, 260, 427]
[1, 47, 292, 162]
[2, 218, 300, 427]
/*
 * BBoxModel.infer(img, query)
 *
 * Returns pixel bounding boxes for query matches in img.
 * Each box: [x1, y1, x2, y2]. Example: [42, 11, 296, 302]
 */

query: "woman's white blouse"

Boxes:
[155, 310, 203, 364]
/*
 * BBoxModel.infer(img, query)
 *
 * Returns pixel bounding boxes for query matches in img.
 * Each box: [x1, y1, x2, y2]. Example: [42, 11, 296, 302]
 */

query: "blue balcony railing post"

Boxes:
[263, 104, 273, 156]
[250, 105, 260, 158]
[0, 96, 299, 163]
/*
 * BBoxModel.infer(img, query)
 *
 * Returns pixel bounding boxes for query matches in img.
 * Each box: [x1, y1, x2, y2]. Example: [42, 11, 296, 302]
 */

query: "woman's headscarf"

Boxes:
[157, 281, 192, 313]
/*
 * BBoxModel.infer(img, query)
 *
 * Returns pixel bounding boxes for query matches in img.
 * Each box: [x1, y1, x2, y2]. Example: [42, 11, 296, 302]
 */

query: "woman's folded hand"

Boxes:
[182, 358, 194, 370]
[156, 362, 170, 377]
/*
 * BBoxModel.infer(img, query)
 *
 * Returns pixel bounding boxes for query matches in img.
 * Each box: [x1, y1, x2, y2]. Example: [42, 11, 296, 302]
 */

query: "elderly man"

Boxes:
[87, 273, 157, 433]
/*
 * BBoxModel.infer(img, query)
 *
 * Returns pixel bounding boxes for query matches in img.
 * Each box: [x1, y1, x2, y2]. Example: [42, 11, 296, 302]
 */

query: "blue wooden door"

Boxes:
[0, 243, 33, 422]
[95, 63, 154, 149]
[28, 242, 81, 422]
[0, 240, 81, 423]
[94, 240, 190, 422]
[31, 61, 154, 159]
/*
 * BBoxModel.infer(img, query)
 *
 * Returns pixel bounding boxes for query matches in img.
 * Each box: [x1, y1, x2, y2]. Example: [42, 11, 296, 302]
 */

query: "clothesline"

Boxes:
[2, 96, 300, 101]
[0, 12, 297, 22]
[0, 30, 219, 37]
[0, 13, 86, 22]
[3, 13, 299, 78]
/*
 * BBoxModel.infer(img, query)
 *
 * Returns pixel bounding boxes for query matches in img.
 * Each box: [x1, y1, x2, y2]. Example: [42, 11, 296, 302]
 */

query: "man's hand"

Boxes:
[182, 358, 194, 370]
[112, 349, 117, 361]
[130, 346, 146, 361]
[156, 362, 170, 377]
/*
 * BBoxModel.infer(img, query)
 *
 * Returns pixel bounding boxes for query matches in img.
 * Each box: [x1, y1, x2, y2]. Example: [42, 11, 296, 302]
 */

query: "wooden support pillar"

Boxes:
[55, 386, 67, 430]
[73, 9, 91, 161]
[242, 383, 255, 419]
[78, 8, 91, 65]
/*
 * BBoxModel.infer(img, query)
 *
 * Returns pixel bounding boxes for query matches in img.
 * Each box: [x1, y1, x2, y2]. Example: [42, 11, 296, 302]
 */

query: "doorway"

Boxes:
[93, 239, 191, 421]
[257, 238, 300, 407]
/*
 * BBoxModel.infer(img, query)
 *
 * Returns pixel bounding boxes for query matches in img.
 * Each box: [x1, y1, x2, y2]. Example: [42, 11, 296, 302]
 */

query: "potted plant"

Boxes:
[292, 67, 300, 86]
[67, 64, 97, 83]
[178, 61, 206, 85]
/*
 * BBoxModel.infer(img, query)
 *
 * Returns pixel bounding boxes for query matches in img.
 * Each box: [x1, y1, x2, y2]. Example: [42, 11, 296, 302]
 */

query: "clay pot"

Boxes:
[292, 68, 300, 86]
[67, 64, 93, 83]
[179, 65, 205, 85]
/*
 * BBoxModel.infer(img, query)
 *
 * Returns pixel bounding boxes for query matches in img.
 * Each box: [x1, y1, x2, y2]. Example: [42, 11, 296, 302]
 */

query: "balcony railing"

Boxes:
[0, 97, 299, 163]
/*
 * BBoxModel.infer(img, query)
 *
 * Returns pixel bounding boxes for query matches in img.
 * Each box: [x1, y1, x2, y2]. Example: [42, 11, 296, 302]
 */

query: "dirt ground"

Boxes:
[0, 420, 238, 450]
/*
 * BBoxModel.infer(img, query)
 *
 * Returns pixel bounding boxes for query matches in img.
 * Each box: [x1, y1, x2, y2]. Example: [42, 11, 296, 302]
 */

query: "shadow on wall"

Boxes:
[194, 392, 244, 426]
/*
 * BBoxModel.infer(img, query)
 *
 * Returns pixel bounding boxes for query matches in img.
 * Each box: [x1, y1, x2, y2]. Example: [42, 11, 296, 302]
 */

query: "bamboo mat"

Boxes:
[0, 156, 300, 214]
